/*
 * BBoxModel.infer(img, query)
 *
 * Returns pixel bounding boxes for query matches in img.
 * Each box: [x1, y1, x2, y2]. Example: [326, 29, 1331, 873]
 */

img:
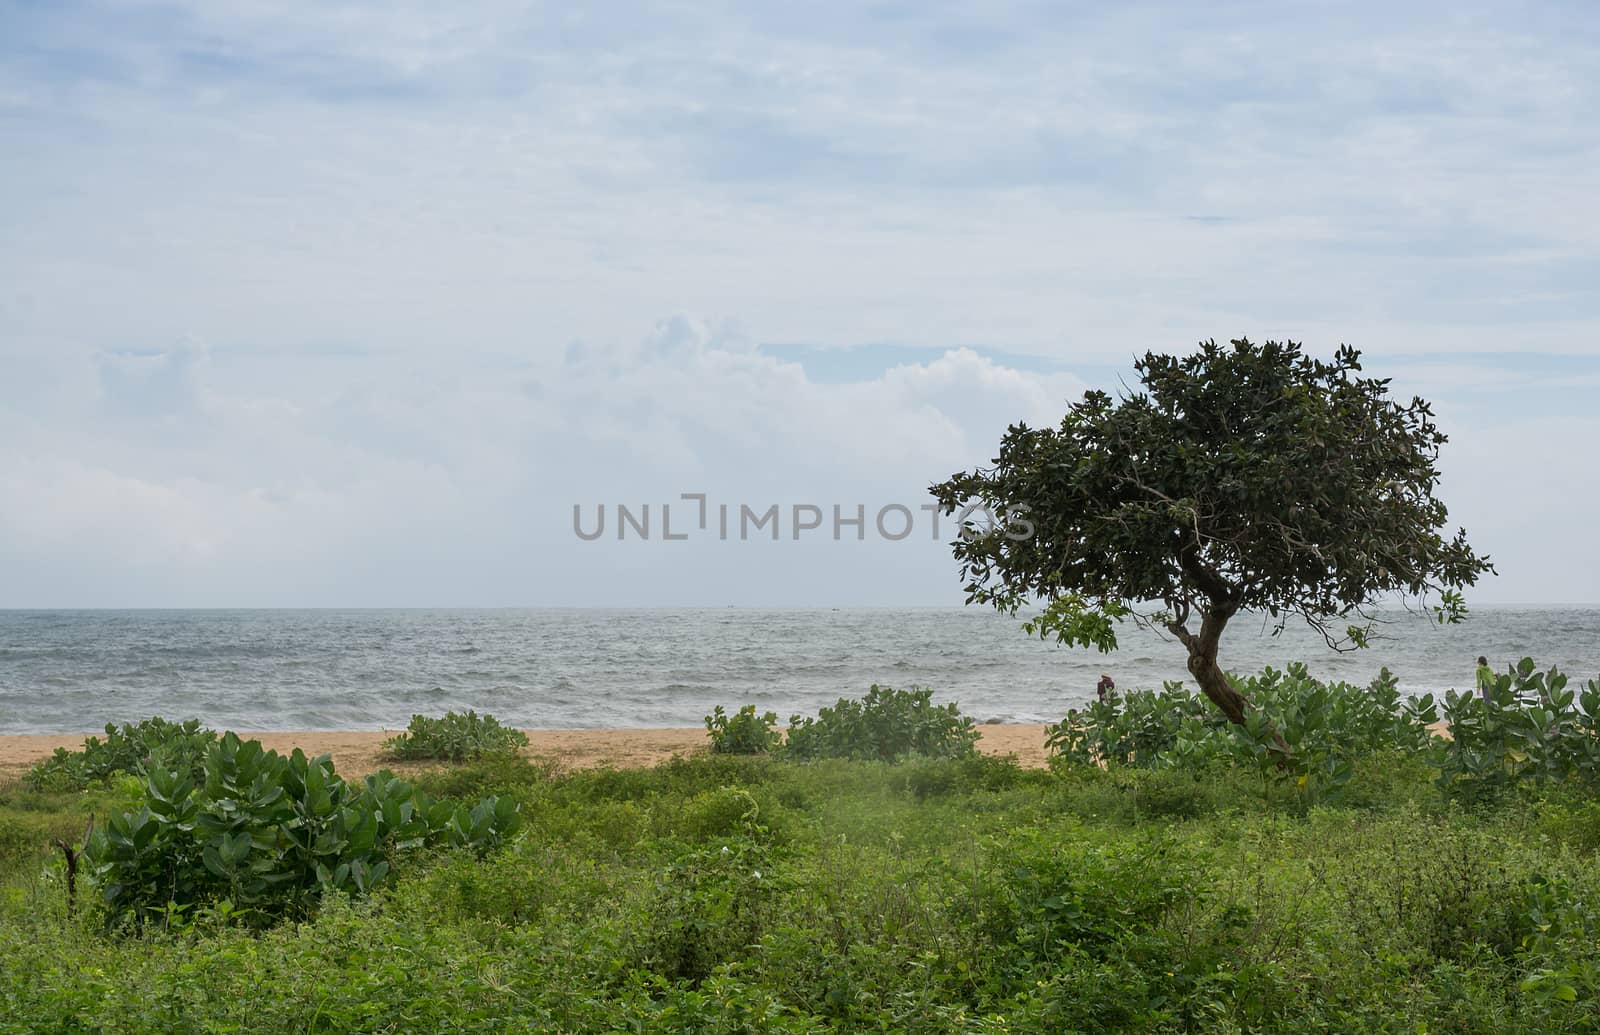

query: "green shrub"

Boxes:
[1534, 795, 1600, 854]
[567, 765, 664, 803]
[1047, 665, 1445, 806]
[575, 799, 653, 848]
[24, 717, 217, 792]
[85, 732, 522, 928]
[401, 849, 552, 926]
[956, 826, 1204, 1015]
[784, 685, 978, 762]
[705, 705, 783, 755]
[1435, 660, 1600, 802]
[898, 753, 1030, 800]
[1046, 680, 1220, 767]
[384, 710, 530, 762]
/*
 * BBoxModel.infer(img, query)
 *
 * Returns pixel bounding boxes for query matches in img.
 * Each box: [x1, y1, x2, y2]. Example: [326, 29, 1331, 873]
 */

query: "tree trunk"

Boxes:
[1189, 654, 1251, 725]
[1170, 603, 1292, 758]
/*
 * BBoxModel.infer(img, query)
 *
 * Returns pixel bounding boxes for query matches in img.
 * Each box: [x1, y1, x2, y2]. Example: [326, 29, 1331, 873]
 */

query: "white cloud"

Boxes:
[3, 1, 1597, 360]
[1, 324, 1591, 606]
[1, 0, 1596, 603]
[0, 327, 1094, 605]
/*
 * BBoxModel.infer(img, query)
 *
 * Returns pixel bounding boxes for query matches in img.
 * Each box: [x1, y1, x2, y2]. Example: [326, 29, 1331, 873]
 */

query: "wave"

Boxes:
[3, 608, 1599, 733]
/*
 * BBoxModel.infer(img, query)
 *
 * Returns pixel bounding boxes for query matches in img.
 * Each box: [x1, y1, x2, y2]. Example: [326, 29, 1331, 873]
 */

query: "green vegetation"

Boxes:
[931, 337, 1491, 730]
[1048, 664, 1438, 805]
[5, 668, 1600, 1032]
[384, 709, 531, 761]
[1437, 660, 1600, 802]
[705, 685, 979, 762]
[784, 684, 979, 762]
[84, 732, 520, 929]
[704, 687, 979, 761]
[24, 717, 217, 791]
[705, 705, 783, 755]
[1053, 659, 1600, 809]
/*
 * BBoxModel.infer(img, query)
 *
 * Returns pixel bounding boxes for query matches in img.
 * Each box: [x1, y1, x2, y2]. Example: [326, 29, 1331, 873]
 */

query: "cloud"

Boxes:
[3, 0, 1596, 359]
[95, 343, 207, 420]
[0, 322, 1094, 605]
[1, 320, 1593, 606]
[1, 1, 1596, 603]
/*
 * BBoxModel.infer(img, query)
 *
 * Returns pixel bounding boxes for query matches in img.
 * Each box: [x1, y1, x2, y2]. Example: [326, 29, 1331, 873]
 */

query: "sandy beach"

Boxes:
[0, 723, 1055, 786]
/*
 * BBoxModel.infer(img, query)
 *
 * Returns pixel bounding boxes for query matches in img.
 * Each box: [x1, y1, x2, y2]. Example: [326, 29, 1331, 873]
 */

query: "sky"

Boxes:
[1, 0, 1597, 608]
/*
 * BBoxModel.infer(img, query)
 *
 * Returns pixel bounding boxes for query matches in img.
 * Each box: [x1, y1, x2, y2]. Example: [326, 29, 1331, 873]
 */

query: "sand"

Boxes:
[0, 724, 1055, 786]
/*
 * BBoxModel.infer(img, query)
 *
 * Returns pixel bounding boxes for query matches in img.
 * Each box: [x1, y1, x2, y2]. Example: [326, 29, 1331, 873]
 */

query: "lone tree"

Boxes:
[930, 338, 1492, 728]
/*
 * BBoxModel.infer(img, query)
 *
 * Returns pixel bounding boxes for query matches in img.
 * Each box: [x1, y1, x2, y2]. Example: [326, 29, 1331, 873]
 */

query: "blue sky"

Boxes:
[1, 0, 1597, 606]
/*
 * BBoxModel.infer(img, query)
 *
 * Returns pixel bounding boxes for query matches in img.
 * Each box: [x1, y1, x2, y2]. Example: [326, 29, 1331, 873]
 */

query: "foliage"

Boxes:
[0, 810, 68, 866]
[636, 837, 782, 982]
[24, 717, 217, 792]
[967, 829, 1200, 965]
[384, 709, 530, 762]
[783, 684, 979, 762]
[1048, 664, 1443, 806]
[931, 337, 1491, 726]
[1435, 658, 1600, 802]
[9, 694, 1600, 1032]
[1047, 680, 1222, 768]
[84, 732, 522, 928]
[705, 705, 783, 755]
[1048, 658, 1600, 813]
[15, 684, 1600, 1030]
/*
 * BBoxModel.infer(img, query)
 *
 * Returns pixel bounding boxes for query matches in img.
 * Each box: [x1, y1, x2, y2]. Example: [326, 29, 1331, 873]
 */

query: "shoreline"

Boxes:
[0, 724, 1055, 785]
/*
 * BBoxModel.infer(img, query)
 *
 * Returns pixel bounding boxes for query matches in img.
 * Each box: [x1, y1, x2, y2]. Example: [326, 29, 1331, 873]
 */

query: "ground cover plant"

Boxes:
[384, 709, 530, 761]
[4, 668, 1600, 1033]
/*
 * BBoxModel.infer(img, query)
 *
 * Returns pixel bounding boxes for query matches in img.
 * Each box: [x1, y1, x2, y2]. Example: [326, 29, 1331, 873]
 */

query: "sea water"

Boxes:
[2, 607, 1598, 733]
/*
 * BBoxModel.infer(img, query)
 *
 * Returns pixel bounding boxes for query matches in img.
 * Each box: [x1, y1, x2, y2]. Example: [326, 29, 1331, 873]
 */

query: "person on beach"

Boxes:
[1475, 656, 1495, 700]
[1096, 673, 1115, 702]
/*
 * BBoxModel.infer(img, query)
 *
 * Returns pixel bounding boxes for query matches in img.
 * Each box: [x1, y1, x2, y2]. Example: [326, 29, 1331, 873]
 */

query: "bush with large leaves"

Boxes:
[86, 733, 521, 928]
[1048, 665, 1441, 805]
[1435, 660, 1600, 802]
[704, 705, 783, 755]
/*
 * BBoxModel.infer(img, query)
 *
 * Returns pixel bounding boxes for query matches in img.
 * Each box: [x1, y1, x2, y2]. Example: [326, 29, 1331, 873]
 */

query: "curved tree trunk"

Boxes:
[1170, 603, 1291, 758]
[1189, 654, 1252, 725]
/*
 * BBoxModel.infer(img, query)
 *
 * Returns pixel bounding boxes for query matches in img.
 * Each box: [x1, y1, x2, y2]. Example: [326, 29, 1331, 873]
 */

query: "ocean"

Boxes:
[2, 607, 1598, 734]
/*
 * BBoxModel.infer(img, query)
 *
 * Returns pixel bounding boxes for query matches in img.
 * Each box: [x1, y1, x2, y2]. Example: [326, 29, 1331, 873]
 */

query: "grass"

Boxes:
[3, 742, 1600, 1033]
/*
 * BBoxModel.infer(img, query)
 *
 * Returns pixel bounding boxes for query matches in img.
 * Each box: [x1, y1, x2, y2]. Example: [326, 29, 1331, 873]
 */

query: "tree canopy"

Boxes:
[930, 338, 1492, 726]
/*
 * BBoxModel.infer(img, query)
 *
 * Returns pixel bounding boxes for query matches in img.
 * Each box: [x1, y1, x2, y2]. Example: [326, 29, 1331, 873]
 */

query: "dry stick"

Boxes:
[53, 814, 93, 916]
